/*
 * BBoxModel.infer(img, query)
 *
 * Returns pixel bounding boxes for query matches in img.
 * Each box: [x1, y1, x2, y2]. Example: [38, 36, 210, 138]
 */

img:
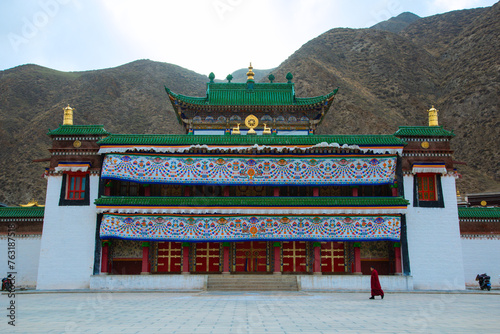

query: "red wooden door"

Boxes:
[195, 242, 221, 272]
[282, 241, 307, 272]
[235, 241, 267, 272]
[321, 242, 345, 273]
[157, 242, 182, 273]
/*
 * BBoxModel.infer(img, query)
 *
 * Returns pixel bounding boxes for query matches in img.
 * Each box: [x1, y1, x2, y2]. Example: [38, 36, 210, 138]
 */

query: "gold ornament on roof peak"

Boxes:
[245, 115, 258, 135]
[63, 104, 74, 125]
[427, 105, 439, 126]
[246, 62, 255, 82]
[19, 199, 45, 207]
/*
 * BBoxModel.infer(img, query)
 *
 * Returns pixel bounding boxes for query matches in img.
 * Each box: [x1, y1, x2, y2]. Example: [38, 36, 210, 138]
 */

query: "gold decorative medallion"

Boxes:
[73, 140, 82, 148]
[245, 115, 258, 135]
[421, 141, 430, 149]
[481, 200, 487, 207]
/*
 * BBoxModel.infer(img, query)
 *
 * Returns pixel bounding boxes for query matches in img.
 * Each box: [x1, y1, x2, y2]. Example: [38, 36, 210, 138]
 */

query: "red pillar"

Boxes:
[313, 187, 319, 197]
[104, 182, 111, 196]
[352, 186, 359, 197]
[184, 186, 191, 197]
[101, 240, 110, 274]
[222, 242, 230, 274]
[353, 242, 362, 274]
[182, 243, 190, 274]
[392, 187, 398, 196]
[394, 243, 402, 274]
[313, 242, 321, 275]
[141, 242, 150, 274]
[273, 242, 281, 274]
[274, 187, 280, 197]
[224, 186, 230, 197]
[144, 185, 151, 196]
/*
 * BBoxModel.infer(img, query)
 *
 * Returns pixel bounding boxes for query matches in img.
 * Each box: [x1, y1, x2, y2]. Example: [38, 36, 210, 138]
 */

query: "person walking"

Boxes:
[369, 266, 384, 299]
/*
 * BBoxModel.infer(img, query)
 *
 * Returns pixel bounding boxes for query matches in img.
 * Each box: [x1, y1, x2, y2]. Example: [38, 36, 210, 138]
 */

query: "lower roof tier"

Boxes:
[95, 196, 408, 215]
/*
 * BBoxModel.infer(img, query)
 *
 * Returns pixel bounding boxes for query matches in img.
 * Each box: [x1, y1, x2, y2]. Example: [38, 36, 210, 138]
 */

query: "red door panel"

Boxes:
[321, 242, 345, 273]
[235, 241, 267, 272]
[157, 242, 182, 273]
[195, 242, 221, 272]
[282, 241, 307, 272]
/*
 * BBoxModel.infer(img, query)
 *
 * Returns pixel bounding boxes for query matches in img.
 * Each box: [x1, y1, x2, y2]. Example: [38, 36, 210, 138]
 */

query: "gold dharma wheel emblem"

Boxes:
[73, 140, 82, 148]
[481, 200, 487, 206]
[421, 141, 430, 149]
[245, 115, 259, 135]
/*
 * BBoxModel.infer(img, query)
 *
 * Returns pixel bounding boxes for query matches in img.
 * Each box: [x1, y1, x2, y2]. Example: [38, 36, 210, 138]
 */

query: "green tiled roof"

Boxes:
[394, 126, 455, 137]
[458, 207, 500, 218]
[98, 134, 405, 146]
[0, 207, 45, 218]
[47, 125, 110, 136]
[166, 84, 338, 106]
[95, 196, 409, 207]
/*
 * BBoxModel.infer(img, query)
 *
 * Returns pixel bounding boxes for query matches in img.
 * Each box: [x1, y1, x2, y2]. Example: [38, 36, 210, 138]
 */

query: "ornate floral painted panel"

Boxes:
[101, 154, 396, 186]
[100, 214, 401, 242]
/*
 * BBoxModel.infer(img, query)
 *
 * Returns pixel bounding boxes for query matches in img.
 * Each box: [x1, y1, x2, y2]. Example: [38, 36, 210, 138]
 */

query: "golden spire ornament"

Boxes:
[427, 105, 439, 126]
[63, 105, 74, 125]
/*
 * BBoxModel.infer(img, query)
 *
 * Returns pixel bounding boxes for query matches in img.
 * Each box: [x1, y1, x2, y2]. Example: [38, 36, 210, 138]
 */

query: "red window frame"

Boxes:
[417, 173, 436, 201]
[66, 172, 87, 200]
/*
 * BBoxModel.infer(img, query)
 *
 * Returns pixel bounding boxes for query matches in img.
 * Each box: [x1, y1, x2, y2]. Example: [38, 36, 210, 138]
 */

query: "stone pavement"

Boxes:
[1, 290, 499, 333]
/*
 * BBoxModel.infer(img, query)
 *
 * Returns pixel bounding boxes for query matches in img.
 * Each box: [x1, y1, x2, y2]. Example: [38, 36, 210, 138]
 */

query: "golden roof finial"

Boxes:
[427, 105, 439, 126]
[246, 62, 255, 82]
[19, 199, 45, 207]
[63, 105, 74, 125]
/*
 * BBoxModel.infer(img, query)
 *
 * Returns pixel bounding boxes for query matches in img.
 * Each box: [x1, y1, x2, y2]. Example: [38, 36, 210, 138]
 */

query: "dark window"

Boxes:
[59, 173, 90, 206]
[413, 173, 444, 208]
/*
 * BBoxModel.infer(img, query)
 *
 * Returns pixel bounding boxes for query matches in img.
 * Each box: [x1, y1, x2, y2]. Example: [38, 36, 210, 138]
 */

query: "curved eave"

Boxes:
[95, 196, 408, 215]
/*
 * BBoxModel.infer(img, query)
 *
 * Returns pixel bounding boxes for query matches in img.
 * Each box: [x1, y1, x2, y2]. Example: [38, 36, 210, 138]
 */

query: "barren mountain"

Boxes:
[0, 4, 498, 205]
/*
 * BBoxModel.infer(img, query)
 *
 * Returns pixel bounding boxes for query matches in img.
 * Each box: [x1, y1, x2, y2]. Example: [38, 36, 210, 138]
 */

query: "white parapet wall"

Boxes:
[461, 235, 500, 288]
[299, 275, 413, 291]
[90, 275, 207, 291]
[404, 175, 466, 290]
[0, 235, 41, 288]
[37, 175, 100, 290]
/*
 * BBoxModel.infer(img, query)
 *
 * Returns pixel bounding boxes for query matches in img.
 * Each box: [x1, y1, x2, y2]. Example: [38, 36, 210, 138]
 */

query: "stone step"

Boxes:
[207, 275, 299, 291]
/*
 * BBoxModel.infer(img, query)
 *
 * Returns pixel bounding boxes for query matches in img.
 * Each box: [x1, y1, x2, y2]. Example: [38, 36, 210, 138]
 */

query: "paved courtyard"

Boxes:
[1, 290, 499, 333]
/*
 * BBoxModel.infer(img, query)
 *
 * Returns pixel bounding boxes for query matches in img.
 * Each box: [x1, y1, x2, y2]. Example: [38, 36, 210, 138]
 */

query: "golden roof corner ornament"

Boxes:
[19, 199, 45, 207]
[63, 104, 74, 125]
[245, 115, 258, 135]
[427, 105, 439, 126]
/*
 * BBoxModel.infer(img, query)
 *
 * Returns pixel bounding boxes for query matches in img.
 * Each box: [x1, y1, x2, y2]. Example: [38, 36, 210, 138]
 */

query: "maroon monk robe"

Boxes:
[371, 269, 384, 297]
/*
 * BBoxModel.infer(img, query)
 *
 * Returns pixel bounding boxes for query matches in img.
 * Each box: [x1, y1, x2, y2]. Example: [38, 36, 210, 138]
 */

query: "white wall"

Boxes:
[461, 236, 500, 288]
[404, 175, 466, 290]
[0, 235, 41, 288]
[37, 175, 99, 290]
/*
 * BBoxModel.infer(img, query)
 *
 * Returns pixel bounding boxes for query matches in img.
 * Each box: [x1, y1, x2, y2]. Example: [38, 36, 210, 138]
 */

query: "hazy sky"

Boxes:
[1, 0, 497, 77]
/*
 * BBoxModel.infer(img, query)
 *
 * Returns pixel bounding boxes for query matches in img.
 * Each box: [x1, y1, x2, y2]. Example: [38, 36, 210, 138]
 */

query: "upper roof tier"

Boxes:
[164, 66, 338, 134]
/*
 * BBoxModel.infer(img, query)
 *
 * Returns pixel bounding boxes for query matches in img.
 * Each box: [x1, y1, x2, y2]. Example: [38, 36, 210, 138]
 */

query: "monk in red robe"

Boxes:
[369, 266, 384, 299]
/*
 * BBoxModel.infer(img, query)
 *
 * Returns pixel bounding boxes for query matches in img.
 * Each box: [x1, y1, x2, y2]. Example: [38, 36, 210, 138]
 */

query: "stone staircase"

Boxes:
[207, 275, 299, 291]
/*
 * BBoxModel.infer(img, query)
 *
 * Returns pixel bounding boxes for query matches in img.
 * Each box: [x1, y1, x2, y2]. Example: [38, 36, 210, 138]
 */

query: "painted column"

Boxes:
[222, 242, 230, 274]
[353, 242, 362, 274]
[224, 186, 230, 197]
[100, 240, 110, 274]
[273, 242, 281, 274]
[182, 243, 190, 274]
[184, 186, 191, 197]
[351, 186, 359, 197]
[313, 187, 319, 197]
[313, 242, 321, 275]
[274, 187, 280, 197]
[144, 185, 151, 196]
[104, 182, 111, 196]
[141, 242, 151, 275]
[394, 242, 402, 275]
